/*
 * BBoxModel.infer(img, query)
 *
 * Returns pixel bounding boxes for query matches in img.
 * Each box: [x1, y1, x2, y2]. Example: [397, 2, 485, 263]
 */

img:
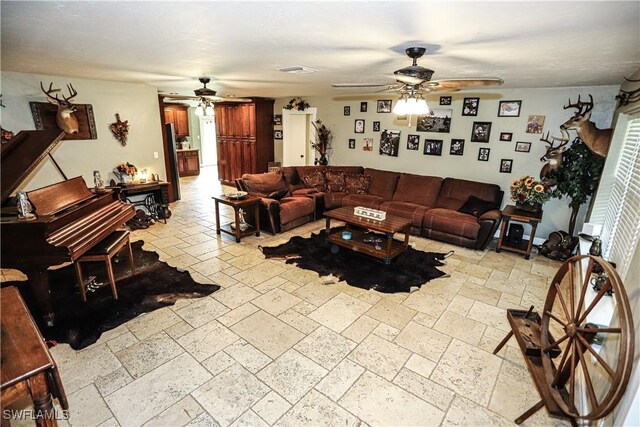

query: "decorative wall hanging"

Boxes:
[500, 159, 513, 173]
[462, 97, 479, 116]
[354, 119, 365, 134]
[373, 121, 380, 132]
[109, 113, 130, 146]
[526, 115, 545, 134]
[362, 138, 373, 151]
[471, 121, 492, 142]
[344, 106, 351, 116]
[31, 101, 97, 140]
[274, 129, 283, 140]
[273, 114, 282, 125]
[284, 97, 310, 111]
[379, 129, 400, 157]
[439, 96, 452, 106]
[615, 76, 640, 107]
[376, 100, 392, 113]
[561, 94, 612, 157]
[500, 132, 513, 142]
[450, 139, 465, 156]
[423, 139, 443, 156]
[498, 100, 522, 117]
[348, 139, 355, 149]
[417, 109, 452, 133]
[407, 134, 419, 150]
[478, 147, 490, 161]
[539, 129, 570, 185]
[360, 102, 367, 112]
[36, 82, 83, 135]
[515, 142, 531, 152]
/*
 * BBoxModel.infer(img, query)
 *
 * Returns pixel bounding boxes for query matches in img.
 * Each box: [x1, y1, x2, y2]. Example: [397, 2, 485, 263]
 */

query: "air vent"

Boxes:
[278, 66, 317, 74]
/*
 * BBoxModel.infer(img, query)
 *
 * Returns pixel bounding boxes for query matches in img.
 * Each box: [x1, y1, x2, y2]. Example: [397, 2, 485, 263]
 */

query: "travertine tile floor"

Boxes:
[5, 167, 571, 427]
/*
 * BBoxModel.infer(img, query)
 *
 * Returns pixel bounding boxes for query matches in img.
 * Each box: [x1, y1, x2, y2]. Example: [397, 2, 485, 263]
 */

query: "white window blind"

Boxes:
[601, 116, 640, 279]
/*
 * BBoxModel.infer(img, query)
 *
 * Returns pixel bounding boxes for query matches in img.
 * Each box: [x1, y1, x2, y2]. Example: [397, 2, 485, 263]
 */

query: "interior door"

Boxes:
[282, 108, 316, 166]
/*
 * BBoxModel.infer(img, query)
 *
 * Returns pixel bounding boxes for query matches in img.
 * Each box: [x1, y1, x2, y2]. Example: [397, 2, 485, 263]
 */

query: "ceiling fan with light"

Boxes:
[161, 77, 251, 116]
[332, 47, 503, 115]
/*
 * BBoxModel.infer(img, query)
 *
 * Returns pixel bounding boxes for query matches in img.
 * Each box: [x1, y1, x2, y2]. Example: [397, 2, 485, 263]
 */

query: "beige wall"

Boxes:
[275, 85, 619, 239]
[1, 71, 166, 191]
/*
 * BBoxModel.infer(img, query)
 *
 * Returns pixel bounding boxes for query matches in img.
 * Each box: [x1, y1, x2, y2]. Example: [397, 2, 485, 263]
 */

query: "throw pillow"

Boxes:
[301, 170, 326, 192]
[325, 171, 346, 192]
[457, 195, 498, 217]
[344, 174, 372, 194]
[267, 189, 289, 200]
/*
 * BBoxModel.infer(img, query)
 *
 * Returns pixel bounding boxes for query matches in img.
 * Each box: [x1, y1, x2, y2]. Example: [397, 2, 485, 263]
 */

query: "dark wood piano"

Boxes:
[1, 130, 135, 325]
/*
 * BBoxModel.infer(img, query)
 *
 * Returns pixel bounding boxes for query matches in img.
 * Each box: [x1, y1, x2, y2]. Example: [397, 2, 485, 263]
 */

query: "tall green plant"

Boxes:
[550, 138, 605, 235]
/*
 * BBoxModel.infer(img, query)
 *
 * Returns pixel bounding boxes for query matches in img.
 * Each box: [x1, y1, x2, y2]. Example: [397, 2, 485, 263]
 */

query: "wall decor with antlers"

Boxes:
[561, 94, 612, 158]
[30, 81, 97, 140]
[615, 77, 640, 107]
[539, 128, 570, 185]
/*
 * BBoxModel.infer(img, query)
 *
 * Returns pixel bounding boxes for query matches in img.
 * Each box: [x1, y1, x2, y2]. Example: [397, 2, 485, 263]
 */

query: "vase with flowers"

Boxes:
[284, 97, 310, 111]
[311, 120, 333, 165]
[510, 176, 552, 212]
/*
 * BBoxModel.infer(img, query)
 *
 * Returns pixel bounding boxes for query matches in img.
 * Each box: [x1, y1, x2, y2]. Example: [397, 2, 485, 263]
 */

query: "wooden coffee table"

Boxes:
[324, 206, 411, 264]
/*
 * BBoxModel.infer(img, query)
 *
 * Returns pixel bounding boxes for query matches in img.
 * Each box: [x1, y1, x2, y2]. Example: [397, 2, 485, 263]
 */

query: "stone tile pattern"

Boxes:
[2, 167, 569, 426]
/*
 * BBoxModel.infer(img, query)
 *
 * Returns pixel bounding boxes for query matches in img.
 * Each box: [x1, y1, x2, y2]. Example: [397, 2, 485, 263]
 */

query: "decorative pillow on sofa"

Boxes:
[344, 174, 372, 194]
[457, 195, 498, 217]
[301, 170, 326, 192]
[325, 171, 346, 192]
[267, 189, 289, 200]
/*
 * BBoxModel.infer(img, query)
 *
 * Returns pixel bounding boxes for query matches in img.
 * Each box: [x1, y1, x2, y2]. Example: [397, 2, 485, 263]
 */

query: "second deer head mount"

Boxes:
[40, 81, 79, 134]
[561, 94, 612, 158]
[539, 128, 570, 185]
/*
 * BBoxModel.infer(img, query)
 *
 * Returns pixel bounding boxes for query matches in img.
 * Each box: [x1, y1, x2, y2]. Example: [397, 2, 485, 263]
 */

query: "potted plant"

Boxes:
[311, 120, 333, 165]
[510, 176, 553, 212]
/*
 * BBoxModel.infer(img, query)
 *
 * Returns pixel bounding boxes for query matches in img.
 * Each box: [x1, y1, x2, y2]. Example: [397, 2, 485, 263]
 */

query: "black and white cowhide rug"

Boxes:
[3, 241, 219, 350]
[260, 228, 450, 293]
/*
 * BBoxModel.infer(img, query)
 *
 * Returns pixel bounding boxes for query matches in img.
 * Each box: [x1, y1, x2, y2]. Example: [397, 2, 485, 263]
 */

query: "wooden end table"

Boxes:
[212, 195, 260, 243]
[496, 204, 543, 259]
[324, 206, 411, 264]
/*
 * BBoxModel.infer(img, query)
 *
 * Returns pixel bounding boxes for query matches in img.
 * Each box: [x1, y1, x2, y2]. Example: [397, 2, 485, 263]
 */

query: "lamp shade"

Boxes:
[392, 98, 408, 115]
[195, 105, 204, 116]
[205, 105, 214, 116]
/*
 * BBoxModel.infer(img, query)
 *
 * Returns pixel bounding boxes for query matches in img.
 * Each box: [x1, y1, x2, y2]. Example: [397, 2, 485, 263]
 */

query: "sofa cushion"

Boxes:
[325, 170, 346, 192]
[393, 173, 443, 207]
[279, 197, 315, 225]
[281, 167, 301, 191]
[458, 195, 498, 217]
[363, 168, 400, 200]
[342, 194, 385, 209]
[267, 189, 289, 200]
[436, 178, 502, 210]
[241, 172, 288, 196]
[379, 201, 428, 228]
[324, 192, 346, 209]
[344, 173, 372, 194]
[301, 170, 327, 192]
[423, 208, 481, 240]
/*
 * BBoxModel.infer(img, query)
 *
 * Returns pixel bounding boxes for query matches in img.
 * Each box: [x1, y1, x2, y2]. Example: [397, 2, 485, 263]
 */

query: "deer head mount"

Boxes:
[560, 94, 612, 158]
[539, 128, 570, 185]
[40, 81, 79, 134]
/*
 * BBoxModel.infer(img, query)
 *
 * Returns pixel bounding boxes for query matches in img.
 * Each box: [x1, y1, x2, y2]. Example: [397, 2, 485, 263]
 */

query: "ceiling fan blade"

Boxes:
[332, 83, 390, 88]
[161, 94, 251, 103]
[393, 74, 427, 85]
[425, 78, 504, 91]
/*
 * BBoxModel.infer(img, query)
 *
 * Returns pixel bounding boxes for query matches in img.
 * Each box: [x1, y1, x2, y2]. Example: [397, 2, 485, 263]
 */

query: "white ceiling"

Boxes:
[2, 1, 639, 99]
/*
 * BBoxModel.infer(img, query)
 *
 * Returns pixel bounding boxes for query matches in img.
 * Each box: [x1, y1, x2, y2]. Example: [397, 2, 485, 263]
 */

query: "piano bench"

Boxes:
[74, 230, 135, 302]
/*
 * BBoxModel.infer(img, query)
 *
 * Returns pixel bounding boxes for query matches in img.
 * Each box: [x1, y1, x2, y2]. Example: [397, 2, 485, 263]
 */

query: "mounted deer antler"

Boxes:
[539, 128, 570, 185]
[561, 94, 612, 157]
[40, 81, 79, 134]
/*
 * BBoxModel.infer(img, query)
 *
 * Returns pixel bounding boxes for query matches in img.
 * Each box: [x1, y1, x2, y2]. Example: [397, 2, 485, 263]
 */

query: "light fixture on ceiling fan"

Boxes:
[392, 85, 430, 116]
[195, 97, 214, 117]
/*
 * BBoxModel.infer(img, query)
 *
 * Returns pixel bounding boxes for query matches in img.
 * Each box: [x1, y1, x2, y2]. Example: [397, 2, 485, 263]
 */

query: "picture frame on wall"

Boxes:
[462, 97, 479, 116]
[360, 102, 368, 112]
[498, 100, 522, 117]
[500, 132, 513, 142]
[526, 115, 545, 134]
[373, 121, 381, 132]
[439, 96, 452, 106]
[478, 147, 490, 161]
[417, 109, 452, 133]
[377, 100, 392, 113]
[348, 138, 356, 149]
[500, 159, 513, 173]
[515, 141, 532, 152]
[344, 106, 351, 116]
[424, 139, 443, 156]
[363, 138, 373, 151]
[471, 121, 492, 142]
[274, 129, 283, 140]
[450, 139, 465, 156]
[354, 119, 365, 134]
[273, 114, 282, 125]
[379, 129, 400, 157]
[407, 134, 420, 150]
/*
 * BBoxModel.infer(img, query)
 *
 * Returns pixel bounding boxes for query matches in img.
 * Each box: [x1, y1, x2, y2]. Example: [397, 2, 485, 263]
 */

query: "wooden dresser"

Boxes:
[214, 99, 274, 186]
[176, 149, 200, 177]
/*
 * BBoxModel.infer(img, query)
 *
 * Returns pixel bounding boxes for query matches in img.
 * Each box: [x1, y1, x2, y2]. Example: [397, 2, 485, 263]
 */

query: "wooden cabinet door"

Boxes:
[242, 139, 257, 174]
[185, 155, 199, 175]
[230, 137, 243, 181]
[174, 107, 189, 137]
[239, 104, 256, 138]
[164, 109, 175, 126]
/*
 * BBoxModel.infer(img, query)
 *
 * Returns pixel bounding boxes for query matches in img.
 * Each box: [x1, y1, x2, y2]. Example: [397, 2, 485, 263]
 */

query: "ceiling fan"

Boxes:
[161, 78, 251, 103]
[332, 47, 503, 93]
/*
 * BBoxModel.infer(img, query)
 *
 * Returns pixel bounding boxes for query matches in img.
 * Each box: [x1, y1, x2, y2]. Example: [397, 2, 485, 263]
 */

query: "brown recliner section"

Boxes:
[236, 173, 315, 235]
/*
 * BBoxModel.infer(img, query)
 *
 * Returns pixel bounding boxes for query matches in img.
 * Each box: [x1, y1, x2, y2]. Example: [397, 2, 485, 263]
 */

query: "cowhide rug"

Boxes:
[260, 228, 450, 293]
[3, 241, 219, 350]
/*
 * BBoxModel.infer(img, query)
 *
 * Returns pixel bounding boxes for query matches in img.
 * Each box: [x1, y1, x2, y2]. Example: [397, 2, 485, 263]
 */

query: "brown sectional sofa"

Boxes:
[238, 165, 504, 250]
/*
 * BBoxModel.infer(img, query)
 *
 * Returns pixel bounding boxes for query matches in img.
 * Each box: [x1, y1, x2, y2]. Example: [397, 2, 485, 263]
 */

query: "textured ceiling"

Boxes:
[2, 1, 639, 98]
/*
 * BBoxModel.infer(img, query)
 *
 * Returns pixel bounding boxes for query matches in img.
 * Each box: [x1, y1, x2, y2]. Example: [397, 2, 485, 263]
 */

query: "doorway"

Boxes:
[282, 107, 317, 166]
[199, 116, 217, 167]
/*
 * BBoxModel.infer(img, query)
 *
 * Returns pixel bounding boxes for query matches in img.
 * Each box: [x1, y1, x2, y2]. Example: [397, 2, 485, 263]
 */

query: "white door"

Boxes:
[282, 108, 317, 166]
[200, 116, 217, 166]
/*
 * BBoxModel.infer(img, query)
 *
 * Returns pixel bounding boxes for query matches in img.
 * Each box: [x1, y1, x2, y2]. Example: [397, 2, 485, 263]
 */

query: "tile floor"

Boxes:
[4, 167, 572, 427]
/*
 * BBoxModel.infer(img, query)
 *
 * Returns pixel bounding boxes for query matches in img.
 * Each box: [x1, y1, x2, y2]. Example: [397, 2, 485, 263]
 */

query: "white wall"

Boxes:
[1, 71, 166, 191]
[275, 85, 619, 238]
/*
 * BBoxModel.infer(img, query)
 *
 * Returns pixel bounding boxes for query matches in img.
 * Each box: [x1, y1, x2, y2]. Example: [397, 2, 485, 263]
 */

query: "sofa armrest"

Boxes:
[479, 209, 502, 222]
[292, 188, 318, 196]
[475, 209, 503, 250]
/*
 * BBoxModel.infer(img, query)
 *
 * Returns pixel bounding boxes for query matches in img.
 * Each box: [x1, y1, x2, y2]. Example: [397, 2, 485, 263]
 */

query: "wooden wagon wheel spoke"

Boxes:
[576, 333, 615, 378]
[577, 277, 612, 325]
[567, 262, 575, 320]
[553, 282, 572, 322]
[545, 310, 567, 327]
[551, 337, 575, 387]
[543, 333, 568, 353]
[578, 327, 621, 334]
[568, 340, 577, 413]
[576, 339, 599, 410]
[574, 257, 594, 319]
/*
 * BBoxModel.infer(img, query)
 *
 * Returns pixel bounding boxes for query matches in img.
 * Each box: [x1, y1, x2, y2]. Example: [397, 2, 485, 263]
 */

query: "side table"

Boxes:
[496, 204, 543, 260]
[212, 195, 260, 243]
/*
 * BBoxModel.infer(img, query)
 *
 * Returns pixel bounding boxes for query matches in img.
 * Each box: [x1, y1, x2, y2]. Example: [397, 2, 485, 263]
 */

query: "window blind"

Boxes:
[601, 116, 640, 279]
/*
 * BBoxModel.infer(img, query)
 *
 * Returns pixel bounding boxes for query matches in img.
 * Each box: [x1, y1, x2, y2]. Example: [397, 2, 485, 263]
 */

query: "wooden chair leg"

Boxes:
[105, 258, 118, 300]
[127, 238, 135, 276]
[74, 262, 87, 303]
[493, 330, 514, 354]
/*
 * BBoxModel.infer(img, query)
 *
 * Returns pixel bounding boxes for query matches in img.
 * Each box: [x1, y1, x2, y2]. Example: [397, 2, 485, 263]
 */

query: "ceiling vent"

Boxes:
[278, 66, 317, 74]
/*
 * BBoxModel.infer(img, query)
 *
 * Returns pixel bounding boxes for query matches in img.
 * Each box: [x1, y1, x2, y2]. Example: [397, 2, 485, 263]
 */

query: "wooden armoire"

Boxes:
[214, 98, 275, 185]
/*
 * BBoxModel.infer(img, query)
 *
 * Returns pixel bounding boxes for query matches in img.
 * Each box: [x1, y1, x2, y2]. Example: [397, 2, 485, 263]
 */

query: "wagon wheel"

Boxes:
[540, 255, 634, 420]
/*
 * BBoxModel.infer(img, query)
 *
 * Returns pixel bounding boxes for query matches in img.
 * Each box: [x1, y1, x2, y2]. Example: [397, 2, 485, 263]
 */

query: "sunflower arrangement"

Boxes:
[283, 97, 310, 111]
[510, 176, 552, 206]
